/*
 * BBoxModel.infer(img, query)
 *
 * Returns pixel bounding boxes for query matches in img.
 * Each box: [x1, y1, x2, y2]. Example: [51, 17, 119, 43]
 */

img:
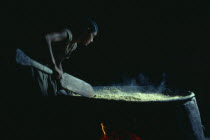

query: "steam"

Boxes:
[112, 73, 167, 93]
[138, 73, 150, 85]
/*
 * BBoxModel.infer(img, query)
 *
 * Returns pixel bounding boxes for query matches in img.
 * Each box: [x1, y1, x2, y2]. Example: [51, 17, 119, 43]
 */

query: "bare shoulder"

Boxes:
[45, 29, 69, 42]
[63, 29, 73, 41]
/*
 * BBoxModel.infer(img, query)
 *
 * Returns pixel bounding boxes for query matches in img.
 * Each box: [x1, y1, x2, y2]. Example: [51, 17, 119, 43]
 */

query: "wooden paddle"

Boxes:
[16, 48, 94, 97]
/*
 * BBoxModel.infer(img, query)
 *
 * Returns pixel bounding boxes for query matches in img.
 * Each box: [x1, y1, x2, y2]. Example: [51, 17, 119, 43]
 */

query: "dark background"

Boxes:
[1, 0, 210, 137]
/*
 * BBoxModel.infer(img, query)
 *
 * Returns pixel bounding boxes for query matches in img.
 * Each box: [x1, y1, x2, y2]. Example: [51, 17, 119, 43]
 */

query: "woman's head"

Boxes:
[86, 18, 98, 34]
[71, 18, 98, 46]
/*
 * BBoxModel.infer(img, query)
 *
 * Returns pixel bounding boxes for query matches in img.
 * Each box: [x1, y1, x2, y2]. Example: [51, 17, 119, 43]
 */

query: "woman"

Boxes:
[45, 18, 98, 80]
[17, 18, 98, 96]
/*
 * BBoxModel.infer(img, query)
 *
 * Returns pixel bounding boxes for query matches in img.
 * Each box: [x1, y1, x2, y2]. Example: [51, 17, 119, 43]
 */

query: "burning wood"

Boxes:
[100, 122, 141, 140]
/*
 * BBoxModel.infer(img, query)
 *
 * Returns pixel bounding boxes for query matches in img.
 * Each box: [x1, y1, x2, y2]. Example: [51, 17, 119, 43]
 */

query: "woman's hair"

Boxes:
[69, 18, 98, 37]
[86, 18, 98, 33]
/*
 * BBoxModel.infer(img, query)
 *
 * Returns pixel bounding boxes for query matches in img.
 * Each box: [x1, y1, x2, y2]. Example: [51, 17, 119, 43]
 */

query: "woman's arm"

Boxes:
[58, 62, 63, 73]
[45, 30, 68, 79]
[45, 30, 68, 67]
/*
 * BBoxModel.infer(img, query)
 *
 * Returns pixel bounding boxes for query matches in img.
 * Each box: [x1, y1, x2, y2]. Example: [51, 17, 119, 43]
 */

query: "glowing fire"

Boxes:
[100, 123, 141, 140]
[101, 123, 107, 136]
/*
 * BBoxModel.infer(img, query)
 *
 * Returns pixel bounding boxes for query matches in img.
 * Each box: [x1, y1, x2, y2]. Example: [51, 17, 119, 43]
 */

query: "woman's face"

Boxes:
[80, 30, 97, 46]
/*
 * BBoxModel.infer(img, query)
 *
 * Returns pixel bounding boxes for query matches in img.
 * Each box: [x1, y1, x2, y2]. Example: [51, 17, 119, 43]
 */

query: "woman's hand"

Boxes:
[52, 65, 63, 80]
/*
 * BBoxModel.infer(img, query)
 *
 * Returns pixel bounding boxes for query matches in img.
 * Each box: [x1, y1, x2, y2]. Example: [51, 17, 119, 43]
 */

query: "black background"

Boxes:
[1, 0, 210, 137]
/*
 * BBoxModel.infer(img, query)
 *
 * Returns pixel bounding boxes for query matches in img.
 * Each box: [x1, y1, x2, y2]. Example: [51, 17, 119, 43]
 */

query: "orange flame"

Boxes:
[100, 123, 106, 136]
[100, 123, 141, 140]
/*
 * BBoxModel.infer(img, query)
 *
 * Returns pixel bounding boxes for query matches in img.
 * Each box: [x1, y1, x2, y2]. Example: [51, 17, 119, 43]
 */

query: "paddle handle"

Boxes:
[16, 49, 53, 74]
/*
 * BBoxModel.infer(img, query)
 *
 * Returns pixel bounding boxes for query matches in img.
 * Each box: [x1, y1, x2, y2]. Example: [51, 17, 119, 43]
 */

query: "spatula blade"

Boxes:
[60, 73, 94, 97]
